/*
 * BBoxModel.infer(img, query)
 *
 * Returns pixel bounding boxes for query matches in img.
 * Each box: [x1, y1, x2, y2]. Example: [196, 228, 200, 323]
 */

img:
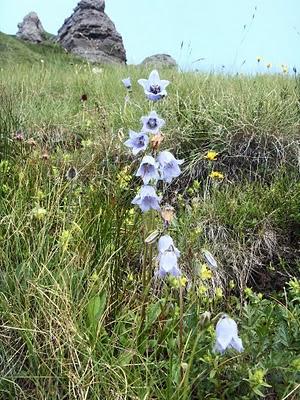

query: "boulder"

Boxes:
[141, 54, 177, 68]
[16, 12, 45, 43]
[57, 0, 126, 64]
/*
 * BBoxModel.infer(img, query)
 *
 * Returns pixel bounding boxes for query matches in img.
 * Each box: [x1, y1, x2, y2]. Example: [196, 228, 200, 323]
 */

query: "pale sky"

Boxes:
[1, 0, 300, 73]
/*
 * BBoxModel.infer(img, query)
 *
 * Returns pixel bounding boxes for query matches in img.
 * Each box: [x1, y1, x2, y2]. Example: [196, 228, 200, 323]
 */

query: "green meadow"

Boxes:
[0, 33, 300, 399]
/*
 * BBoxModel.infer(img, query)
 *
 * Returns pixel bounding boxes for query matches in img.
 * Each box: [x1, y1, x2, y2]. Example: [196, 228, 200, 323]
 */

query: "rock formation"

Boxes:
[141, 54, 177, 68]
[16, 12, 46, 43]
[57, 0, 126, 64]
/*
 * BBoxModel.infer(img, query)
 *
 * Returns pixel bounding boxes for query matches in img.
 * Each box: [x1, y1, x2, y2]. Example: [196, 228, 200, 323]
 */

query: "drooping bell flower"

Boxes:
[138, 70, 170, 101]
[214, 315, 244, 354]
[141, 110, 165, 134]
[157, 151, 184, 183]
[158, 235, 180, 257]
[158, 251, 182, 278]
[156, 235, 181, 277]
[124, 130, 149, 155]
[131, 185, 161, 212]
[136, 155, 160, 184]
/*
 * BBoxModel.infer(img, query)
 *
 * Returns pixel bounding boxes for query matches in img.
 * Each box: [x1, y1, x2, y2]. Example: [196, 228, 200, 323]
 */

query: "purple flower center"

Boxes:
[150, 84, 161, 94]
[146, 118, 157, 129]
[138, 137, 145, 146]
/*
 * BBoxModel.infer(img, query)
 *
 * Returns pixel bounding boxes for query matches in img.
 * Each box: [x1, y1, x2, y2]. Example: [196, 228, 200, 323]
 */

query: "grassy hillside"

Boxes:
[0, 52, 300, 399]
[0, 31, 81, 65]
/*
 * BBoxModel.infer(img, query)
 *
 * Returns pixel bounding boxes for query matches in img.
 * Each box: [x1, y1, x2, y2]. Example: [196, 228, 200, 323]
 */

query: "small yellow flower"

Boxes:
[91, 272, 99, 282]
[117, 166, 132, 189]
[215, 287, 223, 298]
[82, 139, 93, 148]
[168, 275, 188, 288]
[198, 285, 208, 295]
[244, 287, 253, 297]
[281, 64, 288, 74]
[59, 230, 72, 252]
[256, 56, 262, 63]
[200, 264, 212, 280]
[229, 280, 236, 289]
[179, 276, 188, 287]
[266, 63, 272, 69]
[204, 150, 218, 161]
[35, 190, 45, 201]
[32, 206, 47, 220]
[209, 171, 224, 180]
[127, 273, 134, 282]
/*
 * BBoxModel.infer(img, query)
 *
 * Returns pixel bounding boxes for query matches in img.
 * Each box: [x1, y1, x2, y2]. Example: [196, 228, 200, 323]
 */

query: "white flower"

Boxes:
[214, 315, 244, 354]
[140, 110, 165, 134]
[136, 155, 160, 184]
[122, 77, 131, 89]
[138, 70, 170, 101]
[158, 235, 180, 257]
[157, 235, 181, 277]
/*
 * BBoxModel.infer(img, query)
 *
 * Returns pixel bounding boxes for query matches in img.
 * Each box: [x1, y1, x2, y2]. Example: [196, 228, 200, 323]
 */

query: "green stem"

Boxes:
[179, 284, 184, 382]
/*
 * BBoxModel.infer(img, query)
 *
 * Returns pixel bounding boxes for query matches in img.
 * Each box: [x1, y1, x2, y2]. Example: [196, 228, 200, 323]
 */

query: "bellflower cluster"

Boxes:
[121, 71, 245, 356]
[123, 70, 184, 279]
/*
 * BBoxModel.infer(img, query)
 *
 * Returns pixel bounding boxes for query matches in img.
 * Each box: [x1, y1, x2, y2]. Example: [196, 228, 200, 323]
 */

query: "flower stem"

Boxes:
[179, 283, 184, 382]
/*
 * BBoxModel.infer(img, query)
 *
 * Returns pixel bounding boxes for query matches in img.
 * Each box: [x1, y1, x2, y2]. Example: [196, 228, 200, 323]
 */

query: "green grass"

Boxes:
[0, 32, 81, 66]
[0, 37, 300, 399]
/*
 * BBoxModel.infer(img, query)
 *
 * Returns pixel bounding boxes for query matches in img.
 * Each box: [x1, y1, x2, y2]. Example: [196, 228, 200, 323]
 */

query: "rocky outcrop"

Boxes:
[16, 12, 45, 43]
[57, 0, 126, 64]
[141, 54, 177, 68]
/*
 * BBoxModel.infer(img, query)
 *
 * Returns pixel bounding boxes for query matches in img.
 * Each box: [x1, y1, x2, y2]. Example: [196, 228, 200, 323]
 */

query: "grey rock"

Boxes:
[16, 12, 45, 43]
[57, 0, 126, 64]
[141, 54, 177, 68]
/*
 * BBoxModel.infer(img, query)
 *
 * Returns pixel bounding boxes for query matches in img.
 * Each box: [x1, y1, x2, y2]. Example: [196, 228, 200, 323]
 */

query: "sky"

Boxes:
[1, 0, 300, 73]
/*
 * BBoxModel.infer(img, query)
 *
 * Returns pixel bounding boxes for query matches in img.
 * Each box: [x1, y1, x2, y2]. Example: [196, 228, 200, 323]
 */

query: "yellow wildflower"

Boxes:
[215, 287, 223, 298]
[168, 275, 188, 288]
[200, 264, 212, 280]
[229, 280, 236, 289]
[256, 56, 262, 63]
[32, 205, 47, 220]
[204, 150, 218, 161]
[244, 287, 253, 297]
[59, 230, 72, 252]
[266, 63, 272, 69]
[198, 285, 208, 295]
[117, 166, 132, 189]
[209, 171, 224, 180]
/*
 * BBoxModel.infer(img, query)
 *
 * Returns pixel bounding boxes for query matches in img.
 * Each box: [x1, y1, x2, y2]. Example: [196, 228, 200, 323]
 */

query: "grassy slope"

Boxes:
[0, 31, 81, 65]
[0, 34, 300, 399]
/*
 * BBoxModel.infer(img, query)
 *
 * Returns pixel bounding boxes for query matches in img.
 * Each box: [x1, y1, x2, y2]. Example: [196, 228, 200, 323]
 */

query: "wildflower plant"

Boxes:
[121, 70, 245, 380]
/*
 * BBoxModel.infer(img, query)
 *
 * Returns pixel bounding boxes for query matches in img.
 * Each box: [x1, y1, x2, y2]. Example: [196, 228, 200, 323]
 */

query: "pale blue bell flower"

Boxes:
[158, 235, 180, 258]
[157, 151, 184, 183]
[124, 130, 149, 155]
[214, 315, 244, 354]
[158, 251, 182, 278]
[140, 110, 165, 134]
[157, 235, 181, 277]
[136, 155, 160, 184]
[138, 70, 170, 101]
[132, 185, 161, 212]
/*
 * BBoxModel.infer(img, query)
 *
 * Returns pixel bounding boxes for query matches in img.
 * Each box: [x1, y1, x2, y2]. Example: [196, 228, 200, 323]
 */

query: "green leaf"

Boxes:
[87, 292, 107, 329]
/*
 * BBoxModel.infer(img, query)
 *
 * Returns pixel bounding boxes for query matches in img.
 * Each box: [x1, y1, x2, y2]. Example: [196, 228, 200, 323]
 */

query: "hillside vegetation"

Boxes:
[0, 33, 300, 399]
[0, 32, 80, 65]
